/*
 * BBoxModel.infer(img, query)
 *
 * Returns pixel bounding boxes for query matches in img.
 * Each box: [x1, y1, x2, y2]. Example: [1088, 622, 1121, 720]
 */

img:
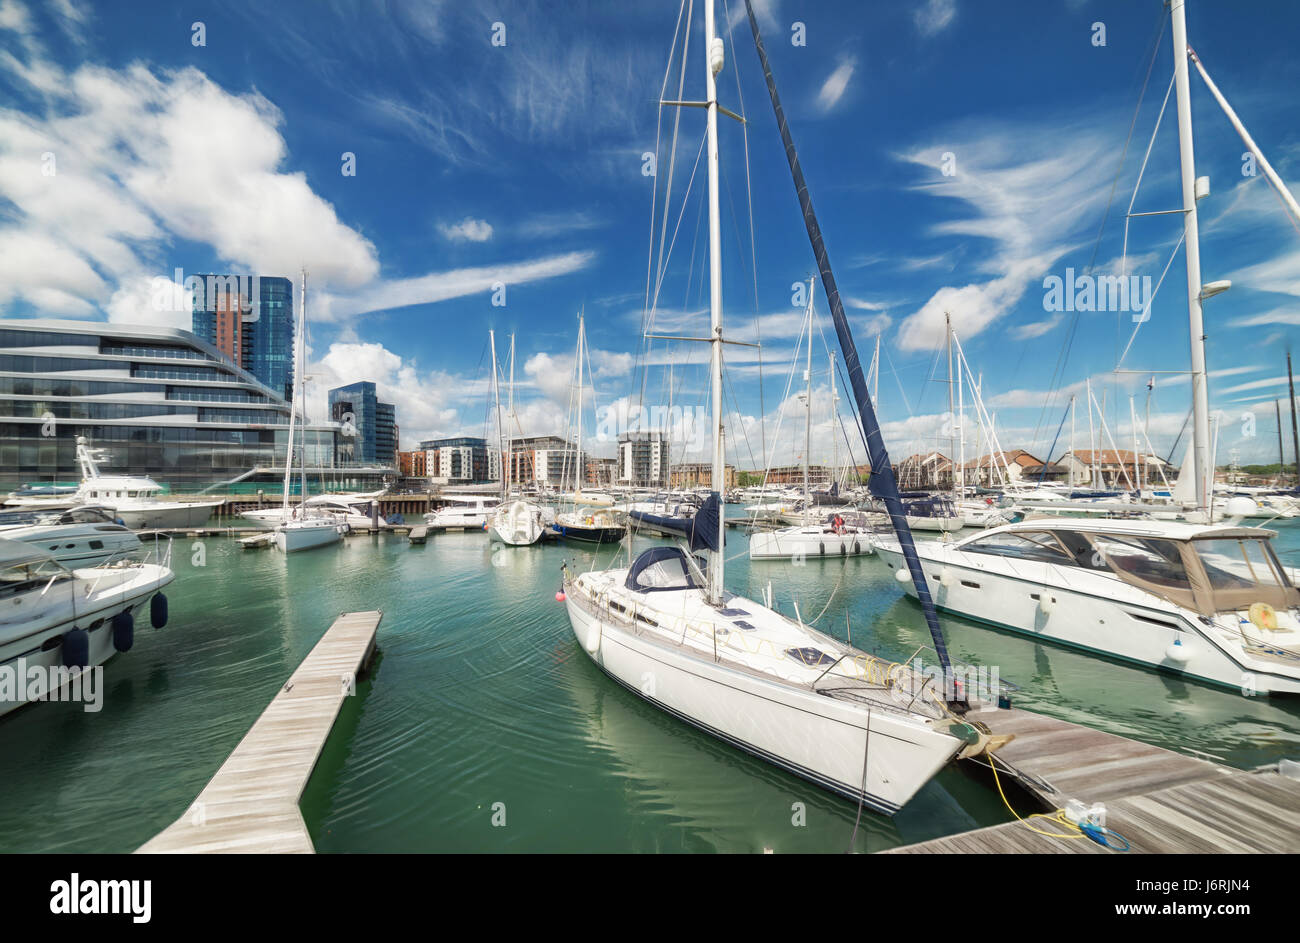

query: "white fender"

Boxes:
[1164, 637, 1193, 664]
[939, 568, 954, 588]
[895, 567, 912, 583]
[1038, 594, 1054, 615]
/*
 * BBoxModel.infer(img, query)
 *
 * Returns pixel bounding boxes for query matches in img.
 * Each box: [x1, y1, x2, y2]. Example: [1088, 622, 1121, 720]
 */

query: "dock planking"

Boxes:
[137, 610, 382, 854]
[881, 707, 1300, 854]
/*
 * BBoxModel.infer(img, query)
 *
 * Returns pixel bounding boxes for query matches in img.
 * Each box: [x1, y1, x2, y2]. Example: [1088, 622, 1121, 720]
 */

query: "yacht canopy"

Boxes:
[0, 537, 57, 569]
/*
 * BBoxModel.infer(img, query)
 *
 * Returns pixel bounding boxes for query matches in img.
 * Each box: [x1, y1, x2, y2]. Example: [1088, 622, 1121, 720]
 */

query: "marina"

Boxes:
[0, 0, 1297, 882]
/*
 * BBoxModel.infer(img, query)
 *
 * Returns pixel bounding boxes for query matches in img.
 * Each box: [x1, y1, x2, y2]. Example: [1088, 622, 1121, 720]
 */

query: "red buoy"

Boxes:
[555, 591, 566, 602]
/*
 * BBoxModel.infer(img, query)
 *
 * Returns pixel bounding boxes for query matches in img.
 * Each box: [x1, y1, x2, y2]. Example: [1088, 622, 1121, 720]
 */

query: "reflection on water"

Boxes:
[0, 516, 1295, 853]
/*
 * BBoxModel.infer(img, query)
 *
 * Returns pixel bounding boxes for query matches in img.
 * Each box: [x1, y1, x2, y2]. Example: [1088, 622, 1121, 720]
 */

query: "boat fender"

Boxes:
[1038, 594, 1054, 615]
[150, 592, 169, 629]
[852, 540, 860, 555]
[1164, 637, 1193, 664]
[840, 542, 846, 557]
[939, 568, 954, 588]
[112, 611, 134, 653]
[555, 590, 566, 602]
[819, 542, 825, 556]
[62, 627, 90, 669]
[583, 620, 601, 654]
[895, 567, 912, 583]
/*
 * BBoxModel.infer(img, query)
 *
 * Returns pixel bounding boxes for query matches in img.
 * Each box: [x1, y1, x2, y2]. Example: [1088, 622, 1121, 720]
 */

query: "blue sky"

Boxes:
[3, 0, 1300, 470]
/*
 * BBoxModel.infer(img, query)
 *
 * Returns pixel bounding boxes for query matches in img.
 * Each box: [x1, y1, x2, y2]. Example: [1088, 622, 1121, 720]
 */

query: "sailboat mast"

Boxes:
[705, 0, 725, 606]
[576, 313, 585, 498]
[829, 351, 838, 490]
[490, 330, 504, 500]
[507, 333, 515, 491]
[296, 270, 308, 512]
[1171, 0, 1212, 512]
[1288, 352, 1299, 485]
[803, 284, 813, 505]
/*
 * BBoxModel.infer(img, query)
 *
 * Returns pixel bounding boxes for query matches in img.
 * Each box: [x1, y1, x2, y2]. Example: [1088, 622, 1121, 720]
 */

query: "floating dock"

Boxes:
[137, 610, 382, 854]
[407, 524, 428, 544]
[883, 707, 1300, 854]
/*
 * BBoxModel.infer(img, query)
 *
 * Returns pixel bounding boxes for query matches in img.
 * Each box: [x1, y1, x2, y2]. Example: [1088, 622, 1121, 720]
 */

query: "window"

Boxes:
[963, 531, 1075, 564]
[1195, 538, 1288, 592]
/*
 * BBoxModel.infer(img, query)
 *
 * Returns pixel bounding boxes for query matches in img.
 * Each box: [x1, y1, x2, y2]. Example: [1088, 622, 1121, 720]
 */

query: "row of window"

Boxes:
[0, 329, 102, 348]
[100, 344, 218, 363]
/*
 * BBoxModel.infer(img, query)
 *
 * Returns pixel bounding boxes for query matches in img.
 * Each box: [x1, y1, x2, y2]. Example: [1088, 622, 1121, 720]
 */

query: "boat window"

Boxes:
[1090, 535, 1189, 589]
[962, 531, 1074, 565]
[1194, 538, 1292, 600]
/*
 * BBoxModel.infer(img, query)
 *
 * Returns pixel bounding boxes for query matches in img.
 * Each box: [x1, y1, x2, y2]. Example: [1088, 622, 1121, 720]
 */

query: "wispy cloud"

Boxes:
[814, 58, 856, 114]
[915, 0, 957, 37]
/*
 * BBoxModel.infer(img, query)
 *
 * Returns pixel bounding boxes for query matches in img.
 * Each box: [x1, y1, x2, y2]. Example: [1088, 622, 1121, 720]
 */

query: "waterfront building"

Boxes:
[397, 449, 427, 478]
[617, 430, 668, 488]
[763, 464, 832, 488]
[505, 434, 582, 489]
[669, 462, 736, 490]
[0, 318, 392, 493]
[421, 436, 497, 484]
[190, 274, 295, 400]
[329, 381, 397, 465]
[585, 456, 618, 488]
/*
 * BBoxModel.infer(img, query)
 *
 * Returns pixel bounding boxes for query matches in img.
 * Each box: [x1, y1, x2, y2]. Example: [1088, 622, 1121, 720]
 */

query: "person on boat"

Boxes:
[831, 513, 845, 535]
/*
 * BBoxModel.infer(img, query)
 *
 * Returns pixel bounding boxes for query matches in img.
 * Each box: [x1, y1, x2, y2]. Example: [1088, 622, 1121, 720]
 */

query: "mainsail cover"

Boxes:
[742, 0, 953, 676]
[648, 492, 722, 553]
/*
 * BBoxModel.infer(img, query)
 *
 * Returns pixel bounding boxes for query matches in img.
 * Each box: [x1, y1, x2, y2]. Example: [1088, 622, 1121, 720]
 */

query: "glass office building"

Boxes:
[0, 319, 389, 493]
[329, 381, 397, 466]
[191, 274, 295, 401]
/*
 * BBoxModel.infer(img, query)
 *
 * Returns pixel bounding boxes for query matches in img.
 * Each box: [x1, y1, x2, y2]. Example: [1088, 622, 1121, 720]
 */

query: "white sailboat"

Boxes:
[275, 271, 344, 554]
[488, 331, 549, 545]
[563, 1, 993, 814]
[877, 0, 1300, 695]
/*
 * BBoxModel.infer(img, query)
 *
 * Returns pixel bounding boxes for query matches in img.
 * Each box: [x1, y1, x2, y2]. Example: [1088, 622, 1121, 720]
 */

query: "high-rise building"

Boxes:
[191, 274, 295, 400]
[505, 434, 582, 488]
[328, 381, 396, 465]
[617, 431, 668, 488]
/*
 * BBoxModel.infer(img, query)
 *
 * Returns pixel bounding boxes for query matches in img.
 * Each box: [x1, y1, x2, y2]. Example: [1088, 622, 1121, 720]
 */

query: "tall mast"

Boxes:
[1288, 352, 1299, 485]
[829, 351, 838, 489]
[1086, 377, 1098, 489]
[490, 330, 504, 500]
[293, 270, 308, 512]
[507, 334, 515, 491]
[705, 0, 725, 605]
[946, 312, 955, 495]
[1171, 0, 1212, 512]
[575, 313, 585, 497]
[1277, 399, 1286, 485]
[802, 282, 813, 505]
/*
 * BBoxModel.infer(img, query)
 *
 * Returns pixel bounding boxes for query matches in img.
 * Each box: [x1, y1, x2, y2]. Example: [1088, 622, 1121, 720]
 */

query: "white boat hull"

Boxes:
[749, 527, 873, 560]
[875, 540, 1300, 695]
[564, 590, 964, 814]
[113, 501, 222, 530]
[274, 522, 343, 553]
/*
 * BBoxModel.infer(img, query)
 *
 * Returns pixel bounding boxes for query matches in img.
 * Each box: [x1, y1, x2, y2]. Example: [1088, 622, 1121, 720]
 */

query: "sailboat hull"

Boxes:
[749, 527, 873, 560]
[274, 521, 343, 553]
[564, 591, 962, 814]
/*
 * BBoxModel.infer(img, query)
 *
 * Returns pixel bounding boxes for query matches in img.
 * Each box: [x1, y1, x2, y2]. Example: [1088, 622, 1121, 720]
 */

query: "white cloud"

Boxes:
[323, 251, 595, 320]
[106, 275, 193, 329]
[1010, 313, 1064, 340]
[1229, 248, 1300, 297]
[1229, 308, 1300, 328]
[439, 217, 494, 243]
[814, 58, 855, 114]
[915, 0, 957, 37]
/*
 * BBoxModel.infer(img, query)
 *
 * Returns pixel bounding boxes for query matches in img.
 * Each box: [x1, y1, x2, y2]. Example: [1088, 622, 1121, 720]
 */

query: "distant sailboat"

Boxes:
[275, 271, 344, 553]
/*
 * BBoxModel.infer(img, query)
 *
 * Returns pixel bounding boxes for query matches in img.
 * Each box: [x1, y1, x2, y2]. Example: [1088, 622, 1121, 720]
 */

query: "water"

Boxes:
[1, 515, 1297, 853]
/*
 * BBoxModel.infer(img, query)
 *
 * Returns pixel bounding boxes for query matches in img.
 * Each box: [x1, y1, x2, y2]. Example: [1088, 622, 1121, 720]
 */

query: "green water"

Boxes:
[1, 516, 1298, 853]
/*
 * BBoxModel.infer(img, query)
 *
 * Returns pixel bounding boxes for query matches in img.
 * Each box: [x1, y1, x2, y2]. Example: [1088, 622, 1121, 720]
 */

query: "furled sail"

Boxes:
[741, 0, 954, 680]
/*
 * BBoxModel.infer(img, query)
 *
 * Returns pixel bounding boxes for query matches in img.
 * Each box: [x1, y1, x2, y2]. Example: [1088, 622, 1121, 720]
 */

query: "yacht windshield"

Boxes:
[1192, 537, 1295, 613]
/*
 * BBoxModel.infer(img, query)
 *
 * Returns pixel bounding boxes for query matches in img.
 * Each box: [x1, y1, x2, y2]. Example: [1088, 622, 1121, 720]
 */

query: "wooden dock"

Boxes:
[882, 707, 1300, 854]
[137, 610, 382, 854]
[407, 524, 428, 544]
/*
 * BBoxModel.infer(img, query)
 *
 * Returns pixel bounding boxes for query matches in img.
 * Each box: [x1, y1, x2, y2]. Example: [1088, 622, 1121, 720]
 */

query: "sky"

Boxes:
[3, 0, 1300, 473]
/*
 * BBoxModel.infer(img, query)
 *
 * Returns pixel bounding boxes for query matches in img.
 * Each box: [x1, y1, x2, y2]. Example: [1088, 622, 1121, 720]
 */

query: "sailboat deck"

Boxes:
[570, 569, 945, 721]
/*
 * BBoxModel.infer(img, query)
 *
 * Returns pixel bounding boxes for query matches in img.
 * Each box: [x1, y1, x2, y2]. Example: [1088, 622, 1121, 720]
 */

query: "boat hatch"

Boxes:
[785, 647, 837, 667]
[625, 547, 703, 593]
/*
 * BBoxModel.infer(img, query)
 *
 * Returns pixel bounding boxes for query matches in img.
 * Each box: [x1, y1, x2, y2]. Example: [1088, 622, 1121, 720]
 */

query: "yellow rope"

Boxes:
[987, 754, 1086, 840]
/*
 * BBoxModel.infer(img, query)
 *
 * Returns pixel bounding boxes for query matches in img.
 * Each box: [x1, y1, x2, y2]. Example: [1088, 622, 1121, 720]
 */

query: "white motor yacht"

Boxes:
[876, 518, 1300, 694]
[0, 537, 174, 717]
[425, 494, 500, 529]
[0, 505, 142, 567]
